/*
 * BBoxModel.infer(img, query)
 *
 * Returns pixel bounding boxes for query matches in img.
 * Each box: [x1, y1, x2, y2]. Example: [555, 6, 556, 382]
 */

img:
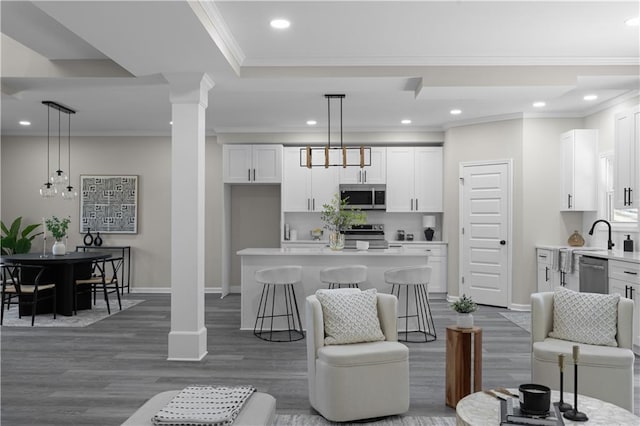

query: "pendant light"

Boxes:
[40, 101, 76, 199]
[49, 106, 68, 188]
[61, 111, 78, 200]
[299, 94, 371, 168]
[39, 104, 56, 198]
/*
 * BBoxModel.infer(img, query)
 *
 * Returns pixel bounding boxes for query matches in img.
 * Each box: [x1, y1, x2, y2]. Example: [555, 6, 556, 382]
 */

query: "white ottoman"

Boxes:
[122, 391, 276, 426]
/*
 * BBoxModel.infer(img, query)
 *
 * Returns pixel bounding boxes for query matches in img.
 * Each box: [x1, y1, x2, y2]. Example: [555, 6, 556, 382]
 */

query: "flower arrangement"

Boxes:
[45, 216, 71, 240]
[320, 193, 367, 233]
[451, 294, 478, 314]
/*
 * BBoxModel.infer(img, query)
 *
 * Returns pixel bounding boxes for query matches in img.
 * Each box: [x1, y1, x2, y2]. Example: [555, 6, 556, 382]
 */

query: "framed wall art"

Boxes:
[80, 175, 138, 233]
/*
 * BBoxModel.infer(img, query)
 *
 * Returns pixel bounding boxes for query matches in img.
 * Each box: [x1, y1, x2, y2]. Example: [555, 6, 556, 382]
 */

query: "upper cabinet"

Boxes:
[559, 129, 597, 211]
[282, 147, 339, 212]
[223, 144, 283, 183]
[386, 146, 443, 212]
[338, 147, 386, 184]
[614, 106, 640, 209]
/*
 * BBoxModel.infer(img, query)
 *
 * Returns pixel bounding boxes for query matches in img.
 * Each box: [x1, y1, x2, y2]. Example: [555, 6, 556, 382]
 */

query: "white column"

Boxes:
[165, 73, 214, 361]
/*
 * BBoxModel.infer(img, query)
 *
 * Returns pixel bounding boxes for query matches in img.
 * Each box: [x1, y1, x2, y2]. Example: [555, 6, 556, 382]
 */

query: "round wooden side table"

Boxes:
[445, 325, 482, 408]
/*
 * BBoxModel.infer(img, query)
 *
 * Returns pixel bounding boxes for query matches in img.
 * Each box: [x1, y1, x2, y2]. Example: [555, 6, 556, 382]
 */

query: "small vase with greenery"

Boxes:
[320, 193, 367, 250]
[451, 294, 477, 328]
[1, 217, 43, 255]
[46, 216, 71, 255]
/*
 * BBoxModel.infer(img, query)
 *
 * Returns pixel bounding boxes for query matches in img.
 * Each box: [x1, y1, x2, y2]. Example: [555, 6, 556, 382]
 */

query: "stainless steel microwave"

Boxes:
[339, 184, 386, 210]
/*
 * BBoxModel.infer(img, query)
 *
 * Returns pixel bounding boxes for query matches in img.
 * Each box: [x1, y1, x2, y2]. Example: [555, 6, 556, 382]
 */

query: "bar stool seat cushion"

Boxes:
[320, 265, 367, 285]
[315, 289, 385, 345]
[384, 266, 431, 285]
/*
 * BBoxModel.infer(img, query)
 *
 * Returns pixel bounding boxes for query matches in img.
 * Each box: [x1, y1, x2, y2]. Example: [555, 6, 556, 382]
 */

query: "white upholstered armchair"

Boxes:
[531, 291, 635, 412]
[306, 291, 410, 422]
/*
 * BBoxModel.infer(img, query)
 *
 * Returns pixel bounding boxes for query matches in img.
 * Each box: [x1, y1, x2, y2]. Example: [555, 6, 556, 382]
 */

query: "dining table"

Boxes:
[1, 251, 112, 316]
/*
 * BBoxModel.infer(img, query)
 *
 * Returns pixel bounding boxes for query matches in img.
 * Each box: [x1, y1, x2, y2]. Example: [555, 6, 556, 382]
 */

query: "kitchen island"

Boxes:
[237, 247, 432, 330]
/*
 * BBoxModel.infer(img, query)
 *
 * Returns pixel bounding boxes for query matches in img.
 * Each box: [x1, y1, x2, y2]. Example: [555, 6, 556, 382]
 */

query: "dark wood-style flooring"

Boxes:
[1, 294, 638, 425]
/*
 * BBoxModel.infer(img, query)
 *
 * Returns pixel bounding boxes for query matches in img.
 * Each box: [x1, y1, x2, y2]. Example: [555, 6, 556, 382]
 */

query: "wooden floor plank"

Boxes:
[1, 293, 638, 425]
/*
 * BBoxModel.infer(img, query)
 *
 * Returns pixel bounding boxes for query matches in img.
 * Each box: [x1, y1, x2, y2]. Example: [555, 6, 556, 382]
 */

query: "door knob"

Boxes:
[500, 240, 506, 245]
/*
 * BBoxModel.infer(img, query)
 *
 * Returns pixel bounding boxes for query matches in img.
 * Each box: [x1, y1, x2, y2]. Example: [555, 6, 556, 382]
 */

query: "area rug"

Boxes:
[273, 415, 455, 425]
[1, 299, 143, 327]
[499, 311, 531, 333]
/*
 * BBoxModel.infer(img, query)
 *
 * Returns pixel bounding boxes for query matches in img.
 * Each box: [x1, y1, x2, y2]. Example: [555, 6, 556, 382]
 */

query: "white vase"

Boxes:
[52, 240, 66, 255]
[456, 313, 474, 328]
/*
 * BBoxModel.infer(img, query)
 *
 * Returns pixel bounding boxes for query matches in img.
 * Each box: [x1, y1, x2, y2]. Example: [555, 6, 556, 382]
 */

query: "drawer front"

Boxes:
[609, 260, 640, 284]
[536, 249, 554, 266]
[399, 245, 444, 256]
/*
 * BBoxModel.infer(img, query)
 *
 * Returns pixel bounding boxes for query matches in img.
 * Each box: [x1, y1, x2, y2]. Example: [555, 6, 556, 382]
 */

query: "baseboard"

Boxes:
[445, 294, 530, 311]
[131, 287, 235, 294]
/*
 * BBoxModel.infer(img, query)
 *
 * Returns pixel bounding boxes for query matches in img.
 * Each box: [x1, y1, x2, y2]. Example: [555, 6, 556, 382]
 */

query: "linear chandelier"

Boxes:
[300, 94, 371, 168]
[40, 101, 77, 200]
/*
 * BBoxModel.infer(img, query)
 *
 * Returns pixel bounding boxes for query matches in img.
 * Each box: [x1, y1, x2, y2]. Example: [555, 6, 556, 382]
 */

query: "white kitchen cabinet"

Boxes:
[339, 147, 386, 184]
[282, 147, 339, 212]
[536, 248, 559, 292]
[390, 243, 447, 293]
[223, 144, 282, 183]
[560, 130, 597, 211]
[614, 106, 640, 209]
[608, 259, 640, 348]
[386, 146, 443, 212]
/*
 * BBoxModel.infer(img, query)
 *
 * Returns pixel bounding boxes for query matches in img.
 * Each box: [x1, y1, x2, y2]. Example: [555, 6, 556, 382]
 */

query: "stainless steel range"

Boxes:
[344, 224, 389, 249]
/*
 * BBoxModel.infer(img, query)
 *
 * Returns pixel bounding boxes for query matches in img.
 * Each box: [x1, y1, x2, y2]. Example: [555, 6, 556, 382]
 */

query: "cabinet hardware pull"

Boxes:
[411, 199, 414, 211]
[539, 255, 547, 259]
[313, 199, 315, 211]
[625, 285, 629, 298]
[358, 170, 362, 183]
[364, 170, 367, 182]
[253, 169, 256, 181]
[629, 188, 633, 205]
[545, 266, 549, 282]
[416, 199, 419, 210]
[248, 169, 251, 181]
[307, 198, 310, 211]
[568, 194, 572, 209]
[624, 188, 629, 206]
[623, 271, 638, 275]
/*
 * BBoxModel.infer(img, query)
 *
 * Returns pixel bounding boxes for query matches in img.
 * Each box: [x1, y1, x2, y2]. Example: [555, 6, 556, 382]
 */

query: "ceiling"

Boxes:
[1, 0, 639, 138]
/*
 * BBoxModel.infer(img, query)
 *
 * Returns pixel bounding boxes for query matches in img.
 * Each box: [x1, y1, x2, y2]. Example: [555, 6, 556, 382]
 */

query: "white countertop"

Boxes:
[237, 247, 431, 256]
[536, 245, 640, 264]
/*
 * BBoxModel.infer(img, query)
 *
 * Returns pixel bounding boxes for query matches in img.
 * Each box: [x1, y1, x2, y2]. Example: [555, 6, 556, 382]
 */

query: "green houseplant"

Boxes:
[0, 217, 43, 255]
[451, 294, 477, 328]
[45, 216, 71, 255]
[320, 193, 367, 250]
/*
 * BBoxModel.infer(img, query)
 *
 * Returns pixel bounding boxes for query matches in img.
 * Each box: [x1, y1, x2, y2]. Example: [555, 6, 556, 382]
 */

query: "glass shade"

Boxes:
[61, 185, 78, 200]
[40, 182, 57, 198]
[50, 169, 68, 187]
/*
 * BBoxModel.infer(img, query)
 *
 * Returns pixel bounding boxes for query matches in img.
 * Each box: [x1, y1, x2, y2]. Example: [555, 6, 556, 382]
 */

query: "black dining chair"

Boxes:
[74, 257, 123, 315]
[1, 264, 57, 326]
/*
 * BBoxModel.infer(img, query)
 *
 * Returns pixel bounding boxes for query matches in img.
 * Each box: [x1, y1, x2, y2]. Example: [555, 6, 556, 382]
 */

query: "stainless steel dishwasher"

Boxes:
[579, 255, 608, 293]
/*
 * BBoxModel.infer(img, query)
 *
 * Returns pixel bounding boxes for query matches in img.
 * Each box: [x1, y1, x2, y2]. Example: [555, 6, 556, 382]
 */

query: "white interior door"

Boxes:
[460, 161, 511, 307]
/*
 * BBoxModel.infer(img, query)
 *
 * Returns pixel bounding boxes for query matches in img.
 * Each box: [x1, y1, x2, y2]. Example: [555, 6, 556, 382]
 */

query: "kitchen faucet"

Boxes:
[588, 219, 615, 250]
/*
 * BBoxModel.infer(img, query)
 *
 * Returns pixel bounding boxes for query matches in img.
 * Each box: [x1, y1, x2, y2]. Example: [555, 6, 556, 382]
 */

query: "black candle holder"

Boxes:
[563, 346, 588, 422]
[557, 353, 572, 412]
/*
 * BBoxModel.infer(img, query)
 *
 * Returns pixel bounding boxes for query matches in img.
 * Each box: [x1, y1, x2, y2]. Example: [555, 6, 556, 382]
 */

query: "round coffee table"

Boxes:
[456, 389, 638, 425]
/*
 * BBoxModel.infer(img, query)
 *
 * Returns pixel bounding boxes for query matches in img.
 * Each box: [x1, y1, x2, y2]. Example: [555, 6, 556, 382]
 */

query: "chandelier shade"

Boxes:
[299, 94, 371, 168]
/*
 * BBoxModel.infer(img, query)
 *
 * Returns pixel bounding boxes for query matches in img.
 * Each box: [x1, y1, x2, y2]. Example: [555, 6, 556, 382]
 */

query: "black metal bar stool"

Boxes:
[384, 265, 436, 343]
[320, 265, 367, 289]
[253, 265, 304, 342]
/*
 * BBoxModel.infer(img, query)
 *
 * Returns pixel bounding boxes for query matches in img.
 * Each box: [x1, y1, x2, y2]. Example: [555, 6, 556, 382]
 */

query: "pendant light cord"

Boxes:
[67, 113, 72, 184]
[46, 105, 51, 179]
[57, 108, 62, 172]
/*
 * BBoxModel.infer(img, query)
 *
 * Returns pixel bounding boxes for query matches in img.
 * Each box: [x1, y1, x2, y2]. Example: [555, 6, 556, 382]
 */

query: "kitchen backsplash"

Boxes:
[282, 211, 444, 242]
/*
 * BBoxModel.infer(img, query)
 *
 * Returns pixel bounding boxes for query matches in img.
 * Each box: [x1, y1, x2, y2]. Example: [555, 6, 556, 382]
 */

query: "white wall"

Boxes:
[0, 136, 223, 290]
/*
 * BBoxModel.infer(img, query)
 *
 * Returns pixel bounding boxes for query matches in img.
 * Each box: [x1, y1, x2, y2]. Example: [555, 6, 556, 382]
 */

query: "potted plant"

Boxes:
[45, 216, 71, 255]
[1, 217, 43, 255]
[451, 294, 477, 328]
[320, 193, 367, 250]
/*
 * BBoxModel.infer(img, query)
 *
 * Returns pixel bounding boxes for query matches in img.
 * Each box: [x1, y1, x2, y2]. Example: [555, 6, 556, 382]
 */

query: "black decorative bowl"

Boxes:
[519, 383, 551, 416]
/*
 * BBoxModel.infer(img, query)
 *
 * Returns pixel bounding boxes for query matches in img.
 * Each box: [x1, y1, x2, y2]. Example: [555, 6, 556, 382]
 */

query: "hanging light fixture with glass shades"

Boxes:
[40, 101, 76, 199]
[299, 94, 371, 168]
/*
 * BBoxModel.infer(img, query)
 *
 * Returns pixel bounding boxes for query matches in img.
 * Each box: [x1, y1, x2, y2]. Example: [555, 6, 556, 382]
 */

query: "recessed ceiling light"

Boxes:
[401, 119, 412, 125]
[270, 19, 290, 29]
[533, 101, 546, 108]
[583, 94, 598, 101]
[625, 16, 639, 26]
[450, 109, 462, 115]
[306, 120, 317, 126]
[19, 120, 31, 126]
[169, 121, 173, 125]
